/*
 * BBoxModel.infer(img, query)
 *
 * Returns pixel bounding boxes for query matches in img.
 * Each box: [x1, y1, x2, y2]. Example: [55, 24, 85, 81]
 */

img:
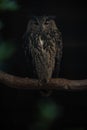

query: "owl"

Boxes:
[24, 16, 63, 85]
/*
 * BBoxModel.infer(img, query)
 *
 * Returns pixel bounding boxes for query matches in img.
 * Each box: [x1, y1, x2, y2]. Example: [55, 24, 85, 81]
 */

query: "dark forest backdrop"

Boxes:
[0, 0, 87, 130]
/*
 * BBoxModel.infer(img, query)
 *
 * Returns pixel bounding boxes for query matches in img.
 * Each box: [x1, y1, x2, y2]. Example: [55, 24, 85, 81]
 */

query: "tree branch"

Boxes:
[0, 71, 87, 90]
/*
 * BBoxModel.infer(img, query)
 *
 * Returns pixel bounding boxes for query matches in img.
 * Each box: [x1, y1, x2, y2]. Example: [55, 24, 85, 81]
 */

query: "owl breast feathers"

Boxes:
[24, 16, 63, 83]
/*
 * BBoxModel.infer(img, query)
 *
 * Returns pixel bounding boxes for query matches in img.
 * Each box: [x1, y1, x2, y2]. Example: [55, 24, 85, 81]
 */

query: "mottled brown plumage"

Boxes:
[24, 16, 63, 85]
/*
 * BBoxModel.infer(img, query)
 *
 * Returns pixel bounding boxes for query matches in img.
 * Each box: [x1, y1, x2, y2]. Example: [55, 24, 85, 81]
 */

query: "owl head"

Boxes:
[26, 16, 58, 34]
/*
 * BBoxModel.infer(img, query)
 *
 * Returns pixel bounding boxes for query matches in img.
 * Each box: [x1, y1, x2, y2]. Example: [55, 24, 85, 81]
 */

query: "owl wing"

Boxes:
[53, 31, 63, 77]
[22, 32, 35, 78]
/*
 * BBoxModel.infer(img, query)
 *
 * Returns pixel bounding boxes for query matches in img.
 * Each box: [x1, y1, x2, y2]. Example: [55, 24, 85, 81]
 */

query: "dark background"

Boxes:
[0, 0, 87, 129]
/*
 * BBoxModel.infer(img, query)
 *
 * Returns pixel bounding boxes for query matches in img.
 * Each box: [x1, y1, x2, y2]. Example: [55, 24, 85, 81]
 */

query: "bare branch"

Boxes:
[0, 71, 87, 90]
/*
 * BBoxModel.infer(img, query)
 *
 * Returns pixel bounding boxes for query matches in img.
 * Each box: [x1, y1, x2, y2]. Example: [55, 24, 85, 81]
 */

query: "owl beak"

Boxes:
[39, 24, 45, 33]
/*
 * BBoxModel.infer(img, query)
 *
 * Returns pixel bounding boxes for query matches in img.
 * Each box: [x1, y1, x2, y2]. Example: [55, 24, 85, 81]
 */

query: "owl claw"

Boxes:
[38, 79, 51, 96]
[38, 80, 43, 86]
[38, 79, 49, 86]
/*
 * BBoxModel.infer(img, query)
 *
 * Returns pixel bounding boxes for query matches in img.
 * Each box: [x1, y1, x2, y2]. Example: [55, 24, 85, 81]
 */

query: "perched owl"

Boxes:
[24, 16, 63, 85]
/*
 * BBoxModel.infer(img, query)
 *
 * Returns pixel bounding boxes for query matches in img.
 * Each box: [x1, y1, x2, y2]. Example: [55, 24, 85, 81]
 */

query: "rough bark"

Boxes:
[0, 71, 87, 90]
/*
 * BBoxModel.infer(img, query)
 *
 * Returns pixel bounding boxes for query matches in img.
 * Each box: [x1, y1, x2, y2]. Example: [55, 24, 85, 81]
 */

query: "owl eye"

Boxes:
[45, 21, 49, 25]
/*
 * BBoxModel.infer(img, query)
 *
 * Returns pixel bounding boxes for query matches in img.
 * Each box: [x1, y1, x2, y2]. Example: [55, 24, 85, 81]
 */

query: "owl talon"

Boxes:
[38, 80, 43, 86]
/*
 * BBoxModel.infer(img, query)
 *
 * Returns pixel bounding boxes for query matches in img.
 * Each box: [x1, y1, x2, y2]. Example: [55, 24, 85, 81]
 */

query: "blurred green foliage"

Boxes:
[30, 99, 63, 130]
[39, 101, 58, 121]
[0, 41, 16, 61]
[0, 0, 18, 61]
[37, 99, 63, 122]
[0, 0, 19, 11]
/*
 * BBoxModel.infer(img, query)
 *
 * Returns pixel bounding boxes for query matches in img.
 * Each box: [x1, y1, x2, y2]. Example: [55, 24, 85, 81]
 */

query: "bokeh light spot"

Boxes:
[0, 0, 19, 11]
[37, 99, 63, 122]
[0, 41, 16, 62]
